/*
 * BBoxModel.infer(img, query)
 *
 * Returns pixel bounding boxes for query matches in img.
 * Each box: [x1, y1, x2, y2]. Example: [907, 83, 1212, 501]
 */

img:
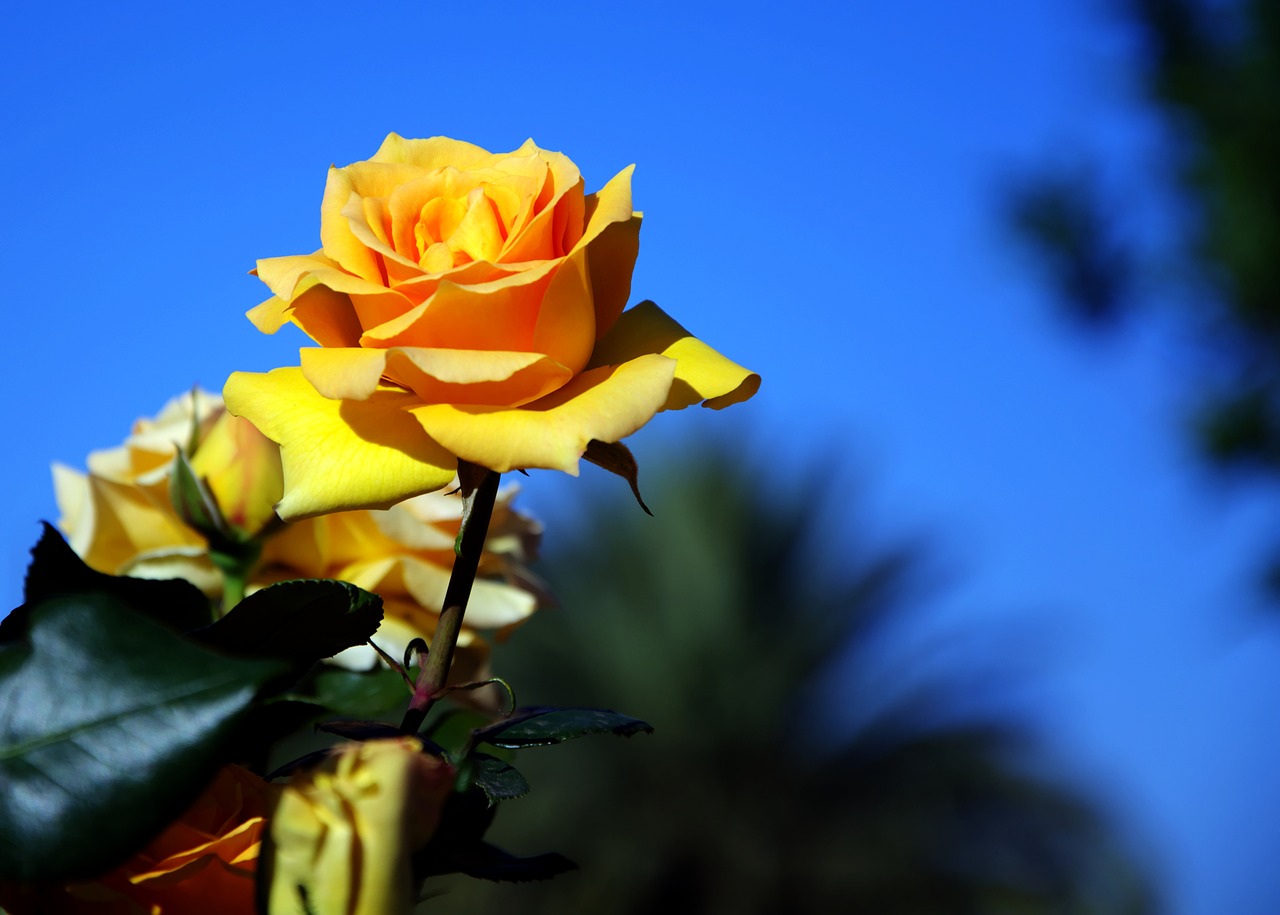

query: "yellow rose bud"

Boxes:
[0, 766, 275, 915]
[225, 135, 760, 520]
[266, 738, 454, 915]
[187, 409, 284, 538]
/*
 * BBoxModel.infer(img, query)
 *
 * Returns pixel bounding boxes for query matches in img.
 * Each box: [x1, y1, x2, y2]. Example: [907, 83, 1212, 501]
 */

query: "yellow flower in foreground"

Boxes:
[56, 391, 544, 676]
[0, 766, 274, 915]
[225, 134, 760, 519]
[266, 738, 454, 915]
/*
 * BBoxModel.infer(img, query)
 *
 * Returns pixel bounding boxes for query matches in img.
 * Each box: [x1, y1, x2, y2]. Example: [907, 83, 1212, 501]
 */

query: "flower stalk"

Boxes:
[400, 466, 501, 733]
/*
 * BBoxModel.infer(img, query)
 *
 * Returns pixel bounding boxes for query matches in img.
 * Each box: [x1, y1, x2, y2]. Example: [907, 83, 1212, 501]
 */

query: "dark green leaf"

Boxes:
[470, 753, 529, 802]
[473, 706, 653, 749]
[2, 523, 211, 643]
[315, 719, 405, 741]
[190, 579, 382, 669]
[299, 666, 409, 718]
[0, 594, 284, 881]
[584, 440, 651, 515]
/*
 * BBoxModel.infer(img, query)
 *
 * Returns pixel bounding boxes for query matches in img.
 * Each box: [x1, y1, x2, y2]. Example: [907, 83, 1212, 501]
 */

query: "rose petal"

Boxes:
[360, 261, 558, 350]
[256, 253, 414, 332]
[321, 162, 430, 282]
[246, 295, 292, 335]
[301, 347, 572, 407]
[588, 300, 761, 410]
[501, 170, 583, 263]
[387, 169, 477, 263]
[578, 165, 637, 252]
[531, 244, 597, 374]
[583, 210, 641, 339]
[132, 817, 265, 880]
[409, 353, 676, 473]
[223, 368, 457, 520]
[451, 186, 507, 263]
[458, 576, 539, 630]
[371, 133, 499, 170]
[370, 499, 459, 551]
[55, 467, 204, 574]
[255, 253, 335, 300]
[341, 192, 422, 285]
[247, 273, 365, 349]
[283, 277, 365, 348]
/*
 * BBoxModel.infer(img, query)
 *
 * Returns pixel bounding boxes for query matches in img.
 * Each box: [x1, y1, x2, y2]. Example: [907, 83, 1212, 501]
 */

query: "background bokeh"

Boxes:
[4, 2, 1279, 912]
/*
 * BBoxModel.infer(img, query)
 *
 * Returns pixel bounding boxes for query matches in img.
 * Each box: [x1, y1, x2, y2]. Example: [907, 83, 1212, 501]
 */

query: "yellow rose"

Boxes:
[0, 766, 274, 915]
[224, 135, 760, 520]
[261, 484, 544, 679]
[265, 737, 454, 915]
[52, 388, 270, 592]
[55, 391, 544, 675]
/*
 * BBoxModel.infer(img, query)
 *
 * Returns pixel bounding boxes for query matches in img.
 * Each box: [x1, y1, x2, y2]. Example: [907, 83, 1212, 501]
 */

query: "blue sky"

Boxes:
[4, 2, 1279, 911]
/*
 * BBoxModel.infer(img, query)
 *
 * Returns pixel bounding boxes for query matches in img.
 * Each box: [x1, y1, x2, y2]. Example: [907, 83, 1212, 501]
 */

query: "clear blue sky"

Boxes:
[4, 2, 1278, 912]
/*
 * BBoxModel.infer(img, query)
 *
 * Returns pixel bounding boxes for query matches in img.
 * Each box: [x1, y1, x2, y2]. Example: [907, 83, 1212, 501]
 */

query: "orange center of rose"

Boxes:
[411, 183, 520, 273]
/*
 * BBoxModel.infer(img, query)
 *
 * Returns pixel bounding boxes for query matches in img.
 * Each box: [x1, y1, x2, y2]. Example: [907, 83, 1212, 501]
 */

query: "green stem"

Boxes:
[210, 547, 257, 620]
[400, 467, 501, 733]
[219, 569, 246, 618]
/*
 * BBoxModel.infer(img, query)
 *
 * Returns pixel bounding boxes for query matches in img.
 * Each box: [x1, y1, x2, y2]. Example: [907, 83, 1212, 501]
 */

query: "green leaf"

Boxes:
[190, 579, 382, 669]
[300, 666, 409, 718]
[0, 594, 285, 881]
[473, 706, 653, 749]
[470, 753, 529, 802]
[425, 708, 497, 758]
[1, 523, 211, 642]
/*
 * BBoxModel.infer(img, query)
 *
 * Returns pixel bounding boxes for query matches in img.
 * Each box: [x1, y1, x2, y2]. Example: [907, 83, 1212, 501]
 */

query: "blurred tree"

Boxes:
[1006, 0, 1280, 589]
[426, 448, 1154, 914]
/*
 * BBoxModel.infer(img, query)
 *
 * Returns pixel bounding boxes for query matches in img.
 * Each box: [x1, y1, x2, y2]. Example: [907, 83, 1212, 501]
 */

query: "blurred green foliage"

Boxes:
[1007, 0, 1280, 588]
[425, 448, 1154, 914]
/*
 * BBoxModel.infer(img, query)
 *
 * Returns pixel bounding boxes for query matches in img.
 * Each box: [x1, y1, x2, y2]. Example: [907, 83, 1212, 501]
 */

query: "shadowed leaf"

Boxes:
[2, 523, 210, 643]
[473, 706, 653, 749]
[0, 594, 283, 881]
[191, 579, 382, 669]
[470, 754, 530, 802]
[296, 666, 410, 718]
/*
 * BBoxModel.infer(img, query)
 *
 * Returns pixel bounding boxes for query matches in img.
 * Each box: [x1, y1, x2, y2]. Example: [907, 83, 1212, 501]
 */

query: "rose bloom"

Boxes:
[0, 766, 273, 915]
[224, 135, 760, 520]
[257, 475, 546, 676]
[265, 738, 454, 915]
[54, 390, 544, 676]
[52, 388, 241, 594]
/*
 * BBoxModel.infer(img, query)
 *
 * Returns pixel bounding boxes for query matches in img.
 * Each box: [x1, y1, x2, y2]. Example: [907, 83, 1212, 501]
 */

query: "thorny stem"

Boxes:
[400, 467, 500, 733]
